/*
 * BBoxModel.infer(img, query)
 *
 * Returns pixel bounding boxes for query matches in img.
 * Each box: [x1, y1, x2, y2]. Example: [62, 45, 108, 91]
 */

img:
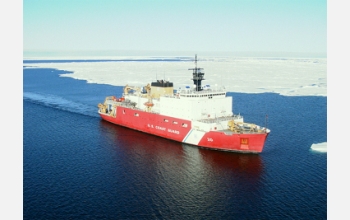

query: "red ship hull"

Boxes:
[99, 106, 268, 153]
[98, 55, 270, 153]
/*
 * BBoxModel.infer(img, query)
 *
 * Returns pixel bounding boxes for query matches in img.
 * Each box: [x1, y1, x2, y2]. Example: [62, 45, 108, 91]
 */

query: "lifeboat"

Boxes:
[144, 102, 154, 107]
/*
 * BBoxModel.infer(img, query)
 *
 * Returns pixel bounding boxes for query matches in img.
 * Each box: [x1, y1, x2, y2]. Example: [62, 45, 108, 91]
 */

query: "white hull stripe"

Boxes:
[183, 129, 193, 143]
[183, 129, 205, 145]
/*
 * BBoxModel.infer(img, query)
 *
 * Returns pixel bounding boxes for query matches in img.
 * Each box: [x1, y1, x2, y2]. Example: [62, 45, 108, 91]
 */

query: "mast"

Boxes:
[189, 54, 205, 91]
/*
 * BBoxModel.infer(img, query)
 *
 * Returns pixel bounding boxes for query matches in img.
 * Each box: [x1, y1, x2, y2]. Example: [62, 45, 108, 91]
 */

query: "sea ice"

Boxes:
[23, 56, 327, 97]
[310, 142, 327, 152]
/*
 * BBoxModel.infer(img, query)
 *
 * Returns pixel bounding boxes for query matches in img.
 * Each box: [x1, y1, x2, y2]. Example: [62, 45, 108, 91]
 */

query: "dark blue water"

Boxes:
[23, 63, 327, 219]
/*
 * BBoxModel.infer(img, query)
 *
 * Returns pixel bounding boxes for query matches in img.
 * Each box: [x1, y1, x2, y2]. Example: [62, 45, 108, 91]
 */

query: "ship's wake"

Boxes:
[23, 92, 99, 118]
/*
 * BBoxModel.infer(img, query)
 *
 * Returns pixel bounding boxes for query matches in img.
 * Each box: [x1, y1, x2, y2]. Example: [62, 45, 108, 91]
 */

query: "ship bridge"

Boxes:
[177, 84, 226, 99]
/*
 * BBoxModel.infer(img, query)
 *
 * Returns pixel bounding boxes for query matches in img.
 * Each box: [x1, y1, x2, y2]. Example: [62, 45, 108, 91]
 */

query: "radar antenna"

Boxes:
[189, 54, 205, 91]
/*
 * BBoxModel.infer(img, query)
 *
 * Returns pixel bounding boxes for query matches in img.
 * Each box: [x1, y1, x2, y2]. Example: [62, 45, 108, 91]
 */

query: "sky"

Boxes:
[23, 0, 327, 57]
